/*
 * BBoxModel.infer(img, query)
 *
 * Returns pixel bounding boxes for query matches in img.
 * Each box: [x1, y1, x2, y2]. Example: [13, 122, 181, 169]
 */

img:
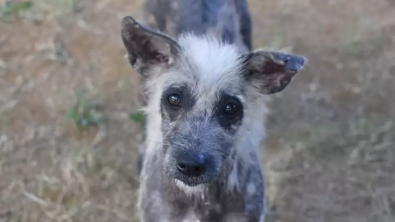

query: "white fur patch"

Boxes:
[177, 33, 242, 85]
[176, 34, 244, 98]
[247, 183, 256, 195]
[227, 161, 240, 191]
[259, 213, 265, 222]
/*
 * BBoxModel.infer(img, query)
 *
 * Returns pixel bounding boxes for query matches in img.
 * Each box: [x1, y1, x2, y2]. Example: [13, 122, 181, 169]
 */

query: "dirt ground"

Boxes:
[0, 0, 394, 221]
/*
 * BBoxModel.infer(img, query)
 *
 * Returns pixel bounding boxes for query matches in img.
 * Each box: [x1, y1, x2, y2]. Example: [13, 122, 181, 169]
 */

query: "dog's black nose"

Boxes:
[176, 154, 207, 177]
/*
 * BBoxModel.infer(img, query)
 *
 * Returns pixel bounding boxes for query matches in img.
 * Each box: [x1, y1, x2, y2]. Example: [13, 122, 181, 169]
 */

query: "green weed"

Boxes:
[129, 110, 145, 129]
[0, 1, 33, 16]
[67, 90, 102, 130]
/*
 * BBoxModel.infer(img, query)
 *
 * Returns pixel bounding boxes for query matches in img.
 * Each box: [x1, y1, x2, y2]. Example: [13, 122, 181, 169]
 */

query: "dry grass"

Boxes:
[0, 0, 394, 221]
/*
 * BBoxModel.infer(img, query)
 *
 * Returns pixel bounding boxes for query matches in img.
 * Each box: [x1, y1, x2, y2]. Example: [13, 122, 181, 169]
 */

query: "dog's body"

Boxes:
[142, 0, 252, 53]
[120, 0, 306, 221]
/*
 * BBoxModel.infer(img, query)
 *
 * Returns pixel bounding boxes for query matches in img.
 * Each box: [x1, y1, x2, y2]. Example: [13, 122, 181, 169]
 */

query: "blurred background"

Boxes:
[0, 0, 394, 222]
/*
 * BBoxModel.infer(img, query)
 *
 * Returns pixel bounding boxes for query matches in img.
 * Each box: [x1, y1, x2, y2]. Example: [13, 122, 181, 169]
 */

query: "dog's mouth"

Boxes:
[173, 174, 210, 187]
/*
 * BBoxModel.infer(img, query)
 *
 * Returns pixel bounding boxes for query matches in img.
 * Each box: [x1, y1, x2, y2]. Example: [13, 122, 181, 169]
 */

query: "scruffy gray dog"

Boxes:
[120, 0, 306, 221]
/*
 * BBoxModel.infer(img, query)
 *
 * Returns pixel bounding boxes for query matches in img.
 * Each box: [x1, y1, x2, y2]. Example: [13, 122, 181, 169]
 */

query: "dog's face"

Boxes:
[161, 89, 242, 186]
[121, 16, 306, 187]
[159, 48, 246, 186]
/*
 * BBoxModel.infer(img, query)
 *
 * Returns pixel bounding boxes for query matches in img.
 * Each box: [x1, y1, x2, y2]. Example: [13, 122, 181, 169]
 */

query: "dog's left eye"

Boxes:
[168, 94, 182, 106]
[215, 95, 243, 129]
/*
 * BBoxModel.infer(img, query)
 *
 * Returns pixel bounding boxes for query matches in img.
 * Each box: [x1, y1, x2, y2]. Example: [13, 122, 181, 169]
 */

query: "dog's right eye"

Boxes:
[167, 94, 182, 106]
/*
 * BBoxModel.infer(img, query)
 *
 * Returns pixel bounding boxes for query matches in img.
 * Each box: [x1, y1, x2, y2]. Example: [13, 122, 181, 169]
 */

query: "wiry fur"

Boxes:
[136, 33, 269, 222]
[120, 0, 306, 221]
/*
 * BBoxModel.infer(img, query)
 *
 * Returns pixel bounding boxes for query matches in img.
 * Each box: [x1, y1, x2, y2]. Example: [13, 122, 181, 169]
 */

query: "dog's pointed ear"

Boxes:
[121, 16, 181, 77]
[242, 50, 306, 94]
